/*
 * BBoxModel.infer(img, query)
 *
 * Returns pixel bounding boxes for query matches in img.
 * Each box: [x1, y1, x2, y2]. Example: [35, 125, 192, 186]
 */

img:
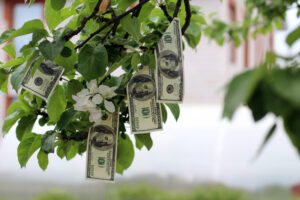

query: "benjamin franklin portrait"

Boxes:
[34, 61, 62, 86]
[128, 74, 155, 101]
[90, 125, 116, 151]
[158, 50, 180, 79]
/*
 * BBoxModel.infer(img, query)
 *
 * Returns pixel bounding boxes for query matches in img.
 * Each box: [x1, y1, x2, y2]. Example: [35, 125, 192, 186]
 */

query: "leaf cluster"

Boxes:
[0, 0, 193, 172]
[223, 54, 300, 156]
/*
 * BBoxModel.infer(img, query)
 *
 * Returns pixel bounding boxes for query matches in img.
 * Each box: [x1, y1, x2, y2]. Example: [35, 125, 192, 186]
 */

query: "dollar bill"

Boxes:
[155, 18, 184, 103]
[128, 65, 163, 134]
[21, 60, 64, 101]
[86, 111, 119, 182]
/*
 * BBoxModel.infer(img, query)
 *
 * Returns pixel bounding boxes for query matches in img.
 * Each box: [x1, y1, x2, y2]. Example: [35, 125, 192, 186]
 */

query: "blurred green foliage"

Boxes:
[33, 190, 77, 200]
[104, 183, 252, 200]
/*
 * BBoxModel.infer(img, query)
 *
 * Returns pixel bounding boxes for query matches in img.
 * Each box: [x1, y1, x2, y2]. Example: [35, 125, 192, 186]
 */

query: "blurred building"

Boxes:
[292, 184, 300, 197]
[0, 0, 272, 140]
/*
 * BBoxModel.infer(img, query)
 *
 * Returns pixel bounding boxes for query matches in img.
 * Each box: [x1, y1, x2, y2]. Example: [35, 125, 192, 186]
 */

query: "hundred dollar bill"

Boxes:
[128, 65, 163, 134]
[21, 60, 64, 101]
[155, 18, 184, 103]
[86, 111, 119, 182]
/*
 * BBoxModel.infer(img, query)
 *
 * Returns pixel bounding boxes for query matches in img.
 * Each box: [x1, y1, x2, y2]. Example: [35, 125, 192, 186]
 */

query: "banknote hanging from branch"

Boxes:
[0, 0, 203, 182]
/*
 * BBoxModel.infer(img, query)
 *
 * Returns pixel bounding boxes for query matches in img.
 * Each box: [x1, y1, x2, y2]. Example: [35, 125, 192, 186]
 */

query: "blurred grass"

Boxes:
[0, 176, 298, 200]
[104, 183, 253, 200]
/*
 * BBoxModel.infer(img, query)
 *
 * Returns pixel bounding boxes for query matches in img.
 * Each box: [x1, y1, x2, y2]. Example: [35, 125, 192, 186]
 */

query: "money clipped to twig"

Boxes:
[155, 18, 184, 103]
[21, 60, 64, 101]
[86, 110, 119, 182]
[128, 65, 163, 134]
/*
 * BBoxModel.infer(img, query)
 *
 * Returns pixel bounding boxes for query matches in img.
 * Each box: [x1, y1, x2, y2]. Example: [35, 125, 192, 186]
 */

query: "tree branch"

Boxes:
[173, 0, 182, 18]
[75, 0, 150, 49]
[159, 4, 173, 22]
[65, 0, 103, 41]
[181, 0, 191, 35]
[60, 131, 88, 142]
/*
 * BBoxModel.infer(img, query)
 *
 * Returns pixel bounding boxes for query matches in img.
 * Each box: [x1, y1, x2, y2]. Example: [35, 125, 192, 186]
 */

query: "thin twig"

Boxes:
[60, 131, 89, 142]
[181, 0, 191, 35]
[95, 15, 110, 22]
[101, 24, 115, 43]
[65, 0, 103, 41]
[173, 0, 182, 18]
[75, 0, 150, 49]
[159, 4, 173, 22]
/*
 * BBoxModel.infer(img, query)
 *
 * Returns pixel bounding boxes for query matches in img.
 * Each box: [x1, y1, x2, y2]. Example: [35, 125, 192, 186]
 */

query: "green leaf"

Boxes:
[131, 52, 140, 70]
[16, 115, 37, 141]
[2, 109, 25, 136]
[267, 68, 300, 108]
[7, 101, 23, 115]
[57, 108, 77, 130]
[32, 29, 49, 44]
[65, 141, 80, 160]
[283, 111, 300, 154]
[166, 103, 180, 121]
[160, 103, 168, 123]
[37, 149, 49, 171]
[17, 133, 42, 168]
[286, 25, 300, 46]
[57, 144, 65, 159]
[0, 29, 15, 45]
[11, 64, 27, 92]
[247, 84, 268, 122]
[120, 15, 142, 41]
[106, 54, 132, 76]
[45, 0, 73, 31]
[117, 134, 135, 174]
[252, 123, 277, 161]
[54, 41, 77, 73]
[7, 19, 44, 41]
[1, 58, 25, 68]
[138, 2, 155, 22]
[78, 44, 108, 81]
[184, 22, 202, 49]
[30, 56, 44, 77]
[65, 79, 84, 103]
[2, 43, 16, 59]
[223, 67, 265, 119]
[47, 85, 67, 123]
[51, 0, 67, 10]
[41, 131, 56, 153]
[117, 0, 137, 12]
[0, 70, 9, 93]
[135, 133, 153, 150]
[39, 38, 66, 61]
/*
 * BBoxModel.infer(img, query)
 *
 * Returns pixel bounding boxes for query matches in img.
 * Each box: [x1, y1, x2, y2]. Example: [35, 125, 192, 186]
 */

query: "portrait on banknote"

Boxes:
[90, 125, 116, 151]
[157, 50, 180, 79]
[128, 74, 156, 101]
[21, 60, 64, 100]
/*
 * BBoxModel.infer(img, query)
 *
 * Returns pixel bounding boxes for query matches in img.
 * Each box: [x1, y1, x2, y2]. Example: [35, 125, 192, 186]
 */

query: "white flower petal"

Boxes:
[87, 79, 99, 94]
[74, 103, 88, 112]
[106, 91, 117, 99]
[86, 100, 97, 112]
[104, 100, 115, 113]
[89, 111, 102, 123]
[98, 85, 110, 95]
[92, 94, 103, 105]
[76, 95, 90, 106]
[77, 89, 89, 97]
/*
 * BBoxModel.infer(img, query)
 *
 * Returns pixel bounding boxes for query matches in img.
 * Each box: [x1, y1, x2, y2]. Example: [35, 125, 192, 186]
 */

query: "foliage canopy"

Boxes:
[1, 0, 300, 172]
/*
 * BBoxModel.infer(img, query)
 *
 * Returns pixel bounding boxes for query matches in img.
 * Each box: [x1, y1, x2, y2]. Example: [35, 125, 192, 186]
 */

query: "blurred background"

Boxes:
[1, 0, 300, 199]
